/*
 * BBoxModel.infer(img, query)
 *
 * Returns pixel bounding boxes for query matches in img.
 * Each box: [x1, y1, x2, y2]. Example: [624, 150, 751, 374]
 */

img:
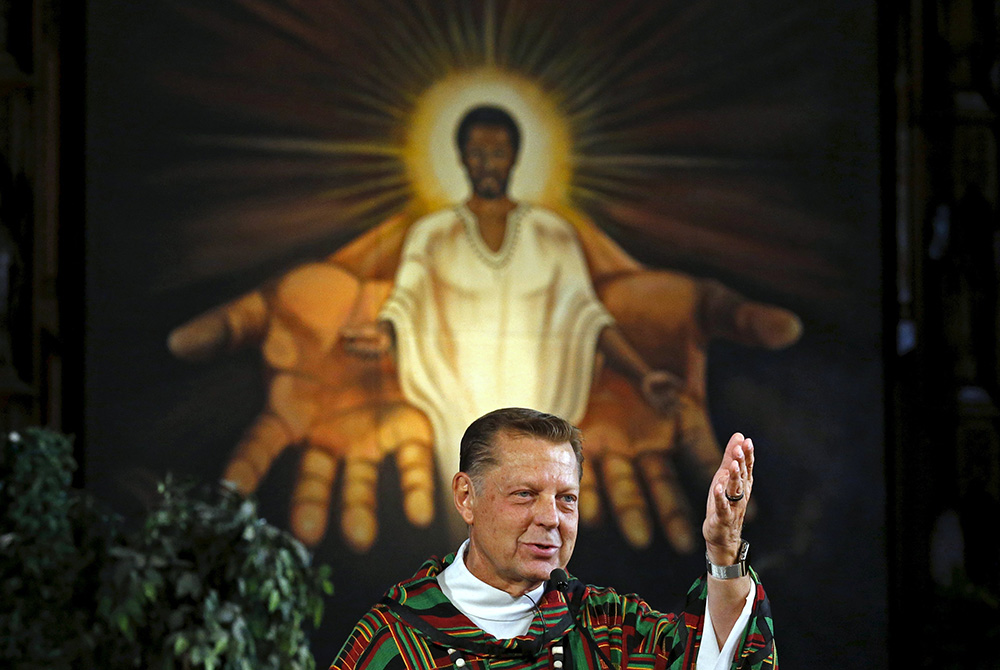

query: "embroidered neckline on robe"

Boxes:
[457, 203, 526, 269]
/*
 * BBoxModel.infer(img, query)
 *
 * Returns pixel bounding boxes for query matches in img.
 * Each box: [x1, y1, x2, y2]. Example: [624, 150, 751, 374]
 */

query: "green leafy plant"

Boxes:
[101, 477, 333, 670]
[0, 428, 332, 670]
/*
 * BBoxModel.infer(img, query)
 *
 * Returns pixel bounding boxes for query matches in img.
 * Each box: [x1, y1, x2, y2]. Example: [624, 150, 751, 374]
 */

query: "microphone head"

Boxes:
[549, 568, 570, 592]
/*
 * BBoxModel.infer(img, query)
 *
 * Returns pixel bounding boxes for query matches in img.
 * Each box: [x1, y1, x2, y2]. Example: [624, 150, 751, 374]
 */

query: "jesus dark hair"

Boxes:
[455, 105, 522, 155]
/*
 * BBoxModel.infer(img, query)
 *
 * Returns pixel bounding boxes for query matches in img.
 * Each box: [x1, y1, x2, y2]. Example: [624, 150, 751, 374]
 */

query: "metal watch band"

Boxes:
[705, 539, 750, 579]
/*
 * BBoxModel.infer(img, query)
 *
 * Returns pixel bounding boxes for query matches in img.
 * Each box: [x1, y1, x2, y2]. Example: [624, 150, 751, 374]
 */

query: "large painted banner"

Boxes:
[86, 1, 883, 666]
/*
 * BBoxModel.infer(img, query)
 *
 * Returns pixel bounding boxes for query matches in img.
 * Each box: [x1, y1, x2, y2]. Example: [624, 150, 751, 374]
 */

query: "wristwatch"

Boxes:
[705, 539, 750, 579]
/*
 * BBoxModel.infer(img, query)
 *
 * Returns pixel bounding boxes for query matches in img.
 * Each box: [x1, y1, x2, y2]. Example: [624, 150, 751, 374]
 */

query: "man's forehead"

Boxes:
[490, 433, 578, 468]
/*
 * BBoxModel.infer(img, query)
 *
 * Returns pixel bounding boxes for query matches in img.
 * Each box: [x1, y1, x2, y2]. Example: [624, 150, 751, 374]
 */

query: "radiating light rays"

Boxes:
[482, 0, 497, 66]
[190, 136, 404, 158]
[314, 177, 413, 207]
[444, 2, 483, 67]
[575, 154, 748, 177]
[162, 0, 847, 299]
[173, 0, 718, 220]
[231, 0, 325, 54]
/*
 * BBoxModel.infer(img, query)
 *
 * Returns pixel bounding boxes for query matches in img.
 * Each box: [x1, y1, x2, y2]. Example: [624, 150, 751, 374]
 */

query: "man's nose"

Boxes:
[533, 496, 559, 528]
[485, 155, 505, 170]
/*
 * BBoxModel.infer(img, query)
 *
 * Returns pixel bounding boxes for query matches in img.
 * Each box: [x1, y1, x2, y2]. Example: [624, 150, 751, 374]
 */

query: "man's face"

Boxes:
[460, 125, 516, 199]
[456, 433, 579, 597]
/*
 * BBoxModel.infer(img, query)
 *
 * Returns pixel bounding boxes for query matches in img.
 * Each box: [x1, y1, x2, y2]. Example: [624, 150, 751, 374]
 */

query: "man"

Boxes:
[345, 106, 680, 521]
[330, 407, 776, 670]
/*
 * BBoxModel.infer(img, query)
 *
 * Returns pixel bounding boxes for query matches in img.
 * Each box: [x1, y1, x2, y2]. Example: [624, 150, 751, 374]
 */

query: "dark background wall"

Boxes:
[0, 2, 996, 668]
[84, 2, 883, 668]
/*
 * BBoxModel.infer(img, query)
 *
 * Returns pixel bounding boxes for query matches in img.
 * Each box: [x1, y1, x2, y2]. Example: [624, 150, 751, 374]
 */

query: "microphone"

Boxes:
[549, 568, 570, 593]
[549, 568, 615, 670]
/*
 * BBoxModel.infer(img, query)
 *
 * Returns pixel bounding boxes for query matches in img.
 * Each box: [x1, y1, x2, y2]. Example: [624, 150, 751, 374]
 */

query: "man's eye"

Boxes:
[513, 491, 531, 498]
[560, 495, 578, 505]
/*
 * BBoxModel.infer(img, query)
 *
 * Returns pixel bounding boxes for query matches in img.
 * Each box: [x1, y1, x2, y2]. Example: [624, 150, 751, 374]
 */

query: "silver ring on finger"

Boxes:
[725, 490, 745, 503]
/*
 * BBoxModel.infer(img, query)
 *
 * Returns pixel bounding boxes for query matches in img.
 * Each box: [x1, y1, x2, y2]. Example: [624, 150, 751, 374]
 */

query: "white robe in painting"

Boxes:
[379, 204, 614, 490]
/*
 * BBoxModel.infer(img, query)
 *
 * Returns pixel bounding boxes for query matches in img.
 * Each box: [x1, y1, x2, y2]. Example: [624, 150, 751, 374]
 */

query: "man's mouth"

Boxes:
[524, 541, 560, 556]
[477, 176, 502, 189]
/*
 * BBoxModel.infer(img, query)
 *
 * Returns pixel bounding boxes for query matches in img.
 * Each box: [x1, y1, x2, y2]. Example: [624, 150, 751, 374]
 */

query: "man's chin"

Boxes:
[473, 180, 506, 199]
[520, 558, 561, 583]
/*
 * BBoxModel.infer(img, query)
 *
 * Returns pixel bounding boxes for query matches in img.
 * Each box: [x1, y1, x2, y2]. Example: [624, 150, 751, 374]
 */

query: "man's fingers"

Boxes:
[711, 472, 741, 522]
[740, 438, 755, 515]
[706, 459, 750, 544]
[727, 458, 743, 497]
[723, 431, 746, 456]
[638, 452, 695, 553]
[603, 455, 653, 549]
[290, 448, 339, 546]
[721, 435, 753, 502]
[737, 444, 749, 489]
[710, 484, 736, 531]
[168, 291, 269, 362]
[223, 412, 294, 493]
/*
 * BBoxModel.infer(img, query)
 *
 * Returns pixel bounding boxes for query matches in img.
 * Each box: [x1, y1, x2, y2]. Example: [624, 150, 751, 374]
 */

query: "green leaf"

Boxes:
[176, 572, 202, 599]
[173, 634, 190, 655]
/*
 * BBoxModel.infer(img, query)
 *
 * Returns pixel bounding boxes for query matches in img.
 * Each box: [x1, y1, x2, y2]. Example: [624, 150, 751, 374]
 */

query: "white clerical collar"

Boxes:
[437, 539, 546, 639]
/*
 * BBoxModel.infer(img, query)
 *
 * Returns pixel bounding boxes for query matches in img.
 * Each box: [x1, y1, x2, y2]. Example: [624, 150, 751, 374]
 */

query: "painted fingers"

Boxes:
[291, 404, 435, 552]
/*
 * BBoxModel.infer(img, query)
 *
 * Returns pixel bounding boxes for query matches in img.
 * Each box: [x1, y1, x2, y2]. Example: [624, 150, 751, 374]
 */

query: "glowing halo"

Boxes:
[403, 67, 572, 211]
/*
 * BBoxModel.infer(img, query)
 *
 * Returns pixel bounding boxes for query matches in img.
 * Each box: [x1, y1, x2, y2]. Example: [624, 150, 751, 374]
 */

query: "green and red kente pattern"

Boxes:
[329, 553, 776, 670]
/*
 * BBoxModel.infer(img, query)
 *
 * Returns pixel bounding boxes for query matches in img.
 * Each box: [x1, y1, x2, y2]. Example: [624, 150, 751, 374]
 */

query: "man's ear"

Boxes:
[453, 472, 476, 525]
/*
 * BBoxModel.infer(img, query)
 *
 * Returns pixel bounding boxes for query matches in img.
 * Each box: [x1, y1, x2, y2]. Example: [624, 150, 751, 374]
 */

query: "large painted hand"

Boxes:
[579, 268, 799, 551]
[579, 372, 715, 552]
[168, 261, 435, 552]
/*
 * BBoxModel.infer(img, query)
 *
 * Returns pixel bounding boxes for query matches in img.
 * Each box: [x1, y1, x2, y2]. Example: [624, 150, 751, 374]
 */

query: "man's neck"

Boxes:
[466, 195, 516, 218]
[466, 196, 518, 253]
[438, 541, 545, 639]
[460, 541, 542, 598]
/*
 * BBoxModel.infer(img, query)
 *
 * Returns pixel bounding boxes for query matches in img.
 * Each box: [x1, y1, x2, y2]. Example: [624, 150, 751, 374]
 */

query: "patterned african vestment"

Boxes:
[328, 552, 777, 670]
